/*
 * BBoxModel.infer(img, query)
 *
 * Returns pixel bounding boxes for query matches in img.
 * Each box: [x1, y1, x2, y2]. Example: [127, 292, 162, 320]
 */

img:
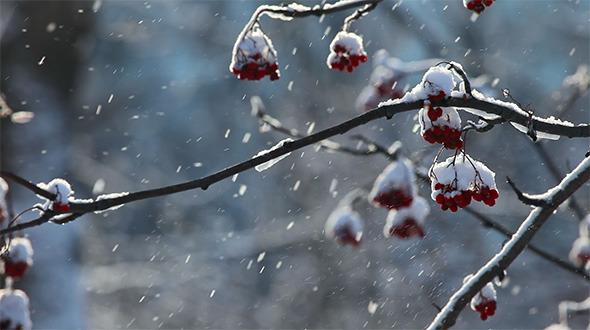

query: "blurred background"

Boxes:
[1, 0, 588, 328]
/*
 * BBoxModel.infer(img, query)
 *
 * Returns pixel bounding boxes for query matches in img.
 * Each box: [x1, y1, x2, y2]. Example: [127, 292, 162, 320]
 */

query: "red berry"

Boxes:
[2, 260, 29, 279]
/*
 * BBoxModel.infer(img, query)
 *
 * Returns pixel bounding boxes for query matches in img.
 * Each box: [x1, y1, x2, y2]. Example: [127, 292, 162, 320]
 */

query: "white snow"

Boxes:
[569, 236, 590, 267]
[229, 27, 278, 73]
[329, 31, 364, 55]
[0, 289, 32, 330]
[254, 138, 294, 172]
[324, 206, 363, 242]
[431, 154, 496, 196]
[369, 158, 416, 201]
[383, 196, 429, 237]
[94, 192, 130, 213]
[37, 178, 74, 207]
[7, 237, 34, 265]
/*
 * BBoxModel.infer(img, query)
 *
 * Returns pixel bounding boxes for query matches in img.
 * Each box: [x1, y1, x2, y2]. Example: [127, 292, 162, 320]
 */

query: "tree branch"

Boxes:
[1, 95, 588, 236]
[0, 171, 56, 200]
[428, 156, 590, 329]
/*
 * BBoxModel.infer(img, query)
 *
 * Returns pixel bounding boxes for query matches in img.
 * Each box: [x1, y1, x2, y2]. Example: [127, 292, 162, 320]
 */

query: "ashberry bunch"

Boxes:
[369, 159, 416, 210]
[419, 104, 464, 150]
[0, 289, 32, 330]
[230, 28, 280, 81]
[37, 178, 74, 213]
[1, 237, 34, 279]
[570, 217, 590, 267]
[463, 0, 495, 14]
[327, 31, 368, 73]
[431, 155, 499, 212]
[325, 206, 363, 247]
[467, 278, 497, 321]
[569, 236, 590, 267]
[420, 66, 456, 102]
[384, 197, 429, 239]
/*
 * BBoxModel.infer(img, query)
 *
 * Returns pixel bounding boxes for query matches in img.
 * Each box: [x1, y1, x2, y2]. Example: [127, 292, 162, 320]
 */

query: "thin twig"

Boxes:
[506, 176, 549, 207]
[463, 207, 589, 280]
[0, 171, 56, 200]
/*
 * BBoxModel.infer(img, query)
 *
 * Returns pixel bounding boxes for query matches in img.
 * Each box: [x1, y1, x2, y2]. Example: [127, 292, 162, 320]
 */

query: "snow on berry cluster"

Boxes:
[356, 54, 405, 111]
[327, 31, 368, 73]
[0, 178, 9, 230]
[369, 159, 416, 210]
[1, 237, 34, 280]
[464, 275, 497, 321]
[384, 196, 429, 239]
[325, 206, 363, 247]
[0, 288, 32, 330]
[431, 155, 499, 212]
[421, 66, 456, 102]
[463, 0, 495, 14]
[230, 27, 280, 81]
[37, 178, 74, 212]
[569, 215, 590, 268]
[370, 158, 430, 239]
[419, 104, 464, 149]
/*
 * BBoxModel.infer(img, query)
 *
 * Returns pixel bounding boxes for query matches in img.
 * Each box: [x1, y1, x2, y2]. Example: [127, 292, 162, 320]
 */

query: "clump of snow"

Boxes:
[370, 159, 416, 199]
[383, 196, 429, 238]
[94, 192, 130, 214]
[0, 289, 32, 330]
[510, 122, 561, 140]
[254, 138, 294, 172]
[38, 178, 73, 204]
[230, 26, 280, 81]
[37, 178, 74, 211]
[6, 237, 34, 266]
[325, 206, 363, 246]
[431, 155, 496, 195]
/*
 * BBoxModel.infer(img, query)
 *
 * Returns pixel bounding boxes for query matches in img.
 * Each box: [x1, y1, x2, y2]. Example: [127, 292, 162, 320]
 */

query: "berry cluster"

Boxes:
[384, 196, 429, 239]
[419, 105, 464, 150]
[464, 0, 495, 14]
[431, 155, 499, 212]
[473, 298, 497, 321]
[372, 189, 413, 210]
[327, 31, 368, 73]
[423, 124, 464, 149]
[433, 183, 472, 212]
[388, 218, 425, 239]
[472, 185, 500, 206]
[465, 275, 498, 321]
[38, 178, 74, 213]
[569, 217, 590, 268]
[369, 159, 416, 210]
[325, 207, 363, 247]
[1, 237, 34, 279]
[52, 202, 71, 213]
[230, 29, 280, 81]
[427, 90, 446, 103]
[0, 289, 32, 330]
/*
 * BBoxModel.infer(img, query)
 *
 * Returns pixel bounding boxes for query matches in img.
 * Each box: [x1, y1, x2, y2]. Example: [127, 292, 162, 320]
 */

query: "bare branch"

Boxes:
[0, 171, 56, 200]
[506, 176, 548, 206]
[463, 207, 589, 281]
[428, 156, 590, 329]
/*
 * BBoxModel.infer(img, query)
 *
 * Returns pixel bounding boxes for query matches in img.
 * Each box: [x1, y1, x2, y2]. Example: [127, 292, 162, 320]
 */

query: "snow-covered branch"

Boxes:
[1, 93, 588, 235]
[427, 155, 590, 329]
